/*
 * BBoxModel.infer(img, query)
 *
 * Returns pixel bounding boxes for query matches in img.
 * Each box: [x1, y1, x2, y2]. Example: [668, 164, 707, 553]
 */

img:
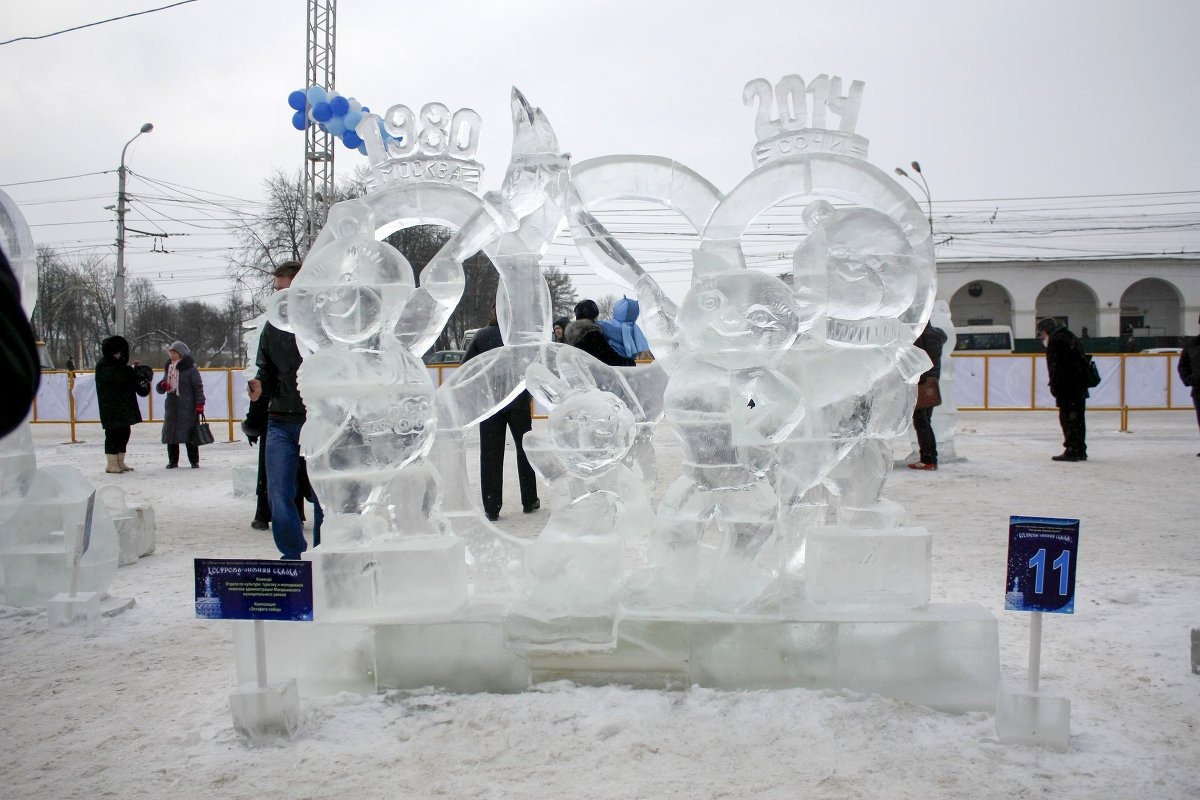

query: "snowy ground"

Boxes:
[1, 409, 1198, 799]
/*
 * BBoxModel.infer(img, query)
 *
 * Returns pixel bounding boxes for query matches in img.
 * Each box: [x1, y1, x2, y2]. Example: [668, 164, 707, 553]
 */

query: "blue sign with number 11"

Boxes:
[1005, 516, 1079, 613]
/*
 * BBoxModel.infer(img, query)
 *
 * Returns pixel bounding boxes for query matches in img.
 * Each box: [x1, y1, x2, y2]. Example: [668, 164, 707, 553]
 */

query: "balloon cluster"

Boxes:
[288, 86, 382, 155]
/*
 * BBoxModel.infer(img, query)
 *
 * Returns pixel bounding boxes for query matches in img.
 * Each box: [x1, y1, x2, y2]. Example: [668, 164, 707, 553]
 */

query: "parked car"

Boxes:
[953, 325, 1014, 354]
[423, 350, 465, 366]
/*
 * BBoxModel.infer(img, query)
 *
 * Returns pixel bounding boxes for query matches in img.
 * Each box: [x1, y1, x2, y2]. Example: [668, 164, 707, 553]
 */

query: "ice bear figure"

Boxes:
[775, 200, 929, 552]
[507, 353, 653, 646]
[625, 252, 809, 613]
[273, 200, 447, 544]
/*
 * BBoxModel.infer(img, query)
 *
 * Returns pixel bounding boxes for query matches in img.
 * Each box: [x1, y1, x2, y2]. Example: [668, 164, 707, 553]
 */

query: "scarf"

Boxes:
[166, 360, 180, 395]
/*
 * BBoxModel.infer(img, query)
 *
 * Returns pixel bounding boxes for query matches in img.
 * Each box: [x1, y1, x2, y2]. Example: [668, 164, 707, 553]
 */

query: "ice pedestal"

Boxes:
[241, 602, 998, 712]
[528, 604, 999, 712]
[0, 466, 119, 606]
[506, 533, 623, 648]
[233, 621, 376, 696]
[308, 536, 468, 622]
[46, 591, 100, 635]
[231, 463, 258, 498]
[995, 685, 1071, 751]
[804, 527, 931, 609]
[96, 486, 155, 566]
[230, 679, 301, 741]
[375, 620, 528, 693]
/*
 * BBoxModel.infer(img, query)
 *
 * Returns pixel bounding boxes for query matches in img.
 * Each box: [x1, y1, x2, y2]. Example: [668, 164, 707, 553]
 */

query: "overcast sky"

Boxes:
[2, 0, 1197, 305]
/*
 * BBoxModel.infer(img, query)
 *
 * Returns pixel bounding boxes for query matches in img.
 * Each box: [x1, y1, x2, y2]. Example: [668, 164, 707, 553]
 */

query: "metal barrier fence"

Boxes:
[31, 364, 491, 444]
[949, 352, 1191, 430]
[30, 354, 1192, 442]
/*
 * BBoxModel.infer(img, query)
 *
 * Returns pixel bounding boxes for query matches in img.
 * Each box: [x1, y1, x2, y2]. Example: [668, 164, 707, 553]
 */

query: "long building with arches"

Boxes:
[938, 257, 1200, 342]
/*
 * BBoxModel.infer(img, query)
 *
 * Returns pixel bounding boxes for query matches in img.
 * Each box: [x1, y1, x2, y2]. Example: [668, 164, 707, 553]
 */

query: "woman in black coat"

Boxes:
[156, 340, 205, 468]
[95, 335, 152, 473]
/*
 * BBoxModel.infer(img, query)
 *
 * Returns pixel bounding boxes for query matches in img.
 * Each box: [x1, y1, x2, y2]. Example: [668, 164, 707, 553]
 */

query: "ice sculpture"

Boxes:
[0, 190, 121, 606]
[280, 89, 580, 618]
[242, 75, 998, 712]
[507, 346, 664, 645]
[623, 253, 809, 612]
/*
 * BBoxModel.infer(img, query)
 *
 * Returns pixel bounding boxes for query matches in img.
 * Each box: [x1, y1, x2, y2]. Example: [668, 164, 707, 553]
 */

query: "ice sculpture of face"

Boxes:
[548, 392, 636, 473]
[286, 242, 415, 351]
[678, 271, 801, 368]
[794, 204, 916, 321]
[272, 204, 415, 353]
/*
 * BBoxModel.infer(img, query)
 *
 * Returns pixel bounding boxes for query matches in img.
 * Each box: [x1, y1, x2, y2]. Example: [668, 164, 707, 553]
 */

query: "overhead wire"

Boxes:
[12, 171, 1200, 302]
[0, 1, 200, 47]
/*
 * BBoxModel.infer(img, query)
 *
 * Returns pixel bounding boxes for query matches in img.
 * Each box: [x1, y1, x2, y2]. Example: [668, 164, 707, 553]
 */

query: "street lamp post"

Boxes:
[114, 122, 154, 336]
[894, 160, 933, 233]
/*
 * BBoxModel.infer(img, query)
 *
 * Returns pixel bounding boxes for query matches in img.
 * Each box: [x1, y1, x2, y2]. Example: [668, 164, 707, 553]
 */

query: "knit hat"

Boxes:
[1036, 318, 1057, 336]
[169, 340, 191, 357]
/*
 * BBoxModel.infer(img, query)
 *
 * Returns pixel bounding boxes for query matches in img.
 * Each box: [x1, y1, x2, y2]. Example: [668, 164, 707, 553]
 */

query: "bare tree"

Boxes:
[31, 247, 117, 368]
[595, 294, 619, 320]
[227, 169, 366, 311]
[543, 264, 578, 321]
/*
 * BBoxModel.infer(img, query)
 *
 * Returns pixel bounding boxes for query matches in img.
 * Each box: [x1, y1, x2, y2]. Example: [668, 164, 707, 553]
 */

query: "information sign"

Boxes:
[194, 558, 313, 621]
[1004, 516, 1079, 614]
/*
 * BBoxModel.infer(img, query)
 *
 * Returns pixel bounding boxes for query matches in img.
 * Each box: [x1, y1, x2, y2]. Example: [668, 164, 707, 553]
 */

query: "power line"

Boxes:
[0, 171, 113, 187]
[0, 1, 200, 47]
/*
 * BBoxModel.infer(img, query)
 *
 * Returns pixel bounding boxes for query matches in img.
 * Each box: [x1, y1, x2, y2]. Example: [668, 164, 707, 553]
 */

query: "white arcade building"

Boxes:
[937, 257, 1200, 340]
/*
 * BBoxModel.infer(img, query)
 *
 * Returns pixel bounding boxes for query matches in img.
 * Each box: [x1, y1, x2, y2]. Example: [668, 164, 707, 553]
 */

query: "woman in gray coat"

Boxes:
[156, 340, 205, 468]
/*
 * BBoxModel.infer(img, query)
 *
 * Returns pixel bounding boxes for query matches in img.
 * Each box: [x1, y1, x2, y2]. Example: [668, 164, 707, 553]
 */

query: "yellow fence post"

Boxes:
[68, 371, 78, 444]
[227, 368, 236, 443]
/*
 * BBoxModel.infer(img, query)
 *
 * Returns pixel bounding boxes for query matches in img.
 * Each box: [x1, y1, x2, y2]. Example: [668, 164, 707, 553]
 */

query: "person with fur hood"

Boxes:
[95, 335, 153, 473]
[564, 299, 633, 366]
[156, 340, 205, 468]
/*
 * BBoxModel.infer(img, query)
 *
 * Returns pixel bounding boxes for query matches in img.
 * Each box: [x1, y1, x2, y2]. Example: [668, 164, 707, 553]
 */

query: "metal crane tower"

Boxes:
[304, 0, 336, 252]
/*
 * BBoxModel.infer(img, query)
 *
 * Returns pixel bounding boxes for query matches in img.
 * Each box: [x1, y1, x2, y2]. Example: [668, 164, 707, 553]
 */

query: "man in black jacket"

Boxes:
[1177, 312, 1200, 456]
[462, 308, 540, 522]
[248, 261, 323, 558]
[1037, 317, 1089, 462]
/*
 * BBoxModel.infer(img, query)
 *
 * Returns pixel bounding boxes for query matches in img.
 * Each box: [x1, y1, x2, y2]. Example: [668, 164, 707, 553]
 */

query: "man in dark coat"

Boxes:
[247, 261, 322, 559]
[156, 340, 205, 468]
[563, 299, 633, 367]
[95, 335, 152, 473]
[908, 321, 947, 471]
[462, 309, 540, 521]
[1177, 312, 1200, 456]
[1037, 317, 1089, 462]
